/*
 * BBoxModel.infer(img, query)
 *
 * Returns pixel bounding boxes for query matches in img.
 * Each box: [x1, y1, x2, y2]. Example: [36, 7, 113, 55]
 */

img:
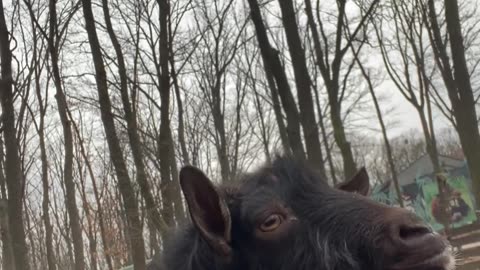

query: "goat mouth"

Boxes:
[390, 247, 456, 270]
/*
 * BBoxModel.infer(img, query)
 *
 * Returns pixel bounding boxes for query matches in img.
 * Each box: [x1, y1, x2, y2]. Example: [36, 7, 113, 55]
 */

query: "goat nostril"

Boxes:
[398, 224, 432, 241]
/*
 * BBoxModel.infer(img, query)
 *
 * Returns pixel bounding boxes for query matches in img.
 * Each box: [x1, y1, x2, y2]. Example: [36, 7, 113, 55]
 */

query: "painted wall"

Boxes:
[371, 163, 477, 231]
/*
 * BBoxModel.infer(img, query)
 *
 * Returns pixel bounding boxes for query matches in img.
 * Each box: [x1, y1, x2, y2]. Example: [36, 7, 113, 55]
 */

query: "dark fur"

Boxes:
[149, 155, 450, 270]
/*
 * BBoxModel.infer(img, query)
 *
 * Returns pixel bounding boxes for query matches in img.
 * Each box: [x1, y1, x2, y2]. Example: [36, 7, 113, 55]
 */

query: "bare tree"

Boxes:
[351, 41, 403, 207]
[276, 0, 325, 176]
[424, 0, 480, 208]
[69, 109, 115, 270]
[157, 0, 186, 226]
[188, 0, 249, 182]
[304, 0, 378, 178]
[372, 0, 441, 173]
[0, 1, 30, 269]
[81, 0, 147, 269]
[169, 0, 196, 167]
[75, 148, 98, 270]
[101, 0, 168, 240]
[47, 1, 85, 268]
[28, 17, 57, 270]
[246, 0, 306, 162]
[0, 159, 14, 270]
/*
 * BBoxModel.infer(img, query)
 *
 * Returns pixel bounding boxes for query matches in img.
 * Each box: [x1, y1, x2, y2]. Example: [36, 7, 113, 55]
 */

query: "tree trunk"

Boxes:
[37, 85, 56, 270]
[86, 228, 98, 270]
[69, 111, 114, 270]
[277, 0, 326, 177]
[352, 50, 403, 207]
[370, 87, 404, 208]
[166, 6, 186, 222]
[330, 98, 357, 178]
[416, 99, 449, 230]
[443, 0, 480, 209]
[158, 122, 175, 227]
[102, 0, 168, 237]
[0, 198, 14, 270]
[148, 219, 160, 256]
[28, 9, 57, 267]
[426, 0, 480, 209]
[246, 0, 305, 160]
[304, 0, 366, 179]
[48, 1, 85, 269]
[81, 0, 147, 268]
[76, 156, 98, 270]
[171, 59, 190, 165]
[211, 80, 232, 182]
[0, 139, 13, 270]
[23, 201, 35, 268]
[265, 72, 290, 155]
[251, 78, 272, 162]
[156, 0, 183, 227]
[0, 1, 30, 269]
[312, 86, 337, 184]
[168, 131, 185, 220]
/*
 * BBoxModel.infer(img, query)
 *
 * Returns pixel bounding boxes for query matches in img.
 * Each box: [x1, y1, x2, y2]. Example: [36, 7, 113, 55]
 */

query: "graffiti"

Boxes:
[370, 168, 477, 231]
[420, 174, 477, 230]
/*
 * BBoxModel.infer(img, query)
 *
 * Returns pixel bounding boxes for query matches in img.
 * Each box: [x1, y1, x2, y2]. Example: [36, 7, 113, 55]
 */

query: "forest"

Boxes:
[0, 0, 479, 269]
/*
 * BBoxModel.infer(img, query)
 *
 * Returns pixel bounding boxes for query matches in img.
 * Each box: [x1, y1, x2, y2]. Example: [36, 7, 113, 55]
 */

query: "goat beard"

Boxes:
[283, 232, 373, 270]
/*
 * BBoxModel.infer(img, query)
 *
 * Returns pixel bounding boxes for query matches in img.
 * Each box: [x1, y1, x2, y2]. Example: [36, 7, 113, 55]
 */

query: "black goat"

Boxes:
[149, 155, 454, 270]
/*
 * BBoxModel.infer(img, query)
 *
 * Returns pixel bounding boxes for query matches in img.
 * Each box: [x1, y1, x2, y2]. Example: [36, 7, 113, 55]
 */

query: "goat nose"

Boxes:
[398, 223, 432, 243]
[390, 219, 435, 249]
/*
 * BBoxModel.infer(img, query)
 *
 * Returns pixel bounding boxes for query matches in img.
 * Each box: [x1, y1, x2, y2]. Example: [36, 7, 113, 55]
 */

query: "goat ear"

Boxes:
[336, 167, 370, 196]
[179, 166, 232, 257]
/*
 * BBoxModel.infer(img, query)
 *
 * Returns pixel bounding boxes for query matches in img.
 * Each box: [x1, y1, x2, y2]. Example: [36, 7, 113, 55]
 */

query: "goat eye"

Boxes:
[259, 214, 283, 232]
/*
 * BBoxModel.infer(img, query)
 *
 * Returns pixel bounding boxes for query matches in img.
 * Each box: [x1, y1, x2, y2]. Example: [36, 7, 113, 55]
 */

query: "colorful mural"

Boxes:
[370, 165, 477, 231]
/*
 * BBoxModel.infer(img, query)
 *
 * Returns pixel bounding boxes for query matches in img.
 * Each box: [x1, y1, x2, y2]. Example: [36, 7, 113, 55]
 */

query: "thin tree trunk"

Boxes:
[425, 0, 480, 209]
[86, 215, 98, 270]
[60, 179, 75, 269]
[0, 198, 14, 270]
[81, 0, 147, 268]
[69, 109, 114, 270]
[252, 80, 272, 162]
[168, 131, 184, 220]
[277, 0, 326, 177]
[210, 80, 232, 182]
[305, 0, 357, 178]
[0, 137, 13, 270]
[36, 75, 56, 270]
[23, 201, 36, 268]
[86, 229, 98, 270]
[443, 0, 480, 209]
[246, 0, 305, 160]
[370, 87, 404, 208]
[373, 0, 441, 178]
[158, 120, 175, 226]
[416, 107, 441, 172]
[312, 86, 337, 184]
[156, 0, 185, 226]
[102, 0, 168, 237]
[0, 1, 30, 269]
[26, 9, 57, 267]
[76, 156, 98, 270]
[416, 99, 449, 231]
[168, 10, 189, 166]
[304, 0, 378, 179]
[266, 74, 290, 154]
[171, 60, 190, 165]
[157, 83, 176, 224]
[352, 49, 403, 207]
[48, 1, 85, 269]
[148, 219, 160, 256]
